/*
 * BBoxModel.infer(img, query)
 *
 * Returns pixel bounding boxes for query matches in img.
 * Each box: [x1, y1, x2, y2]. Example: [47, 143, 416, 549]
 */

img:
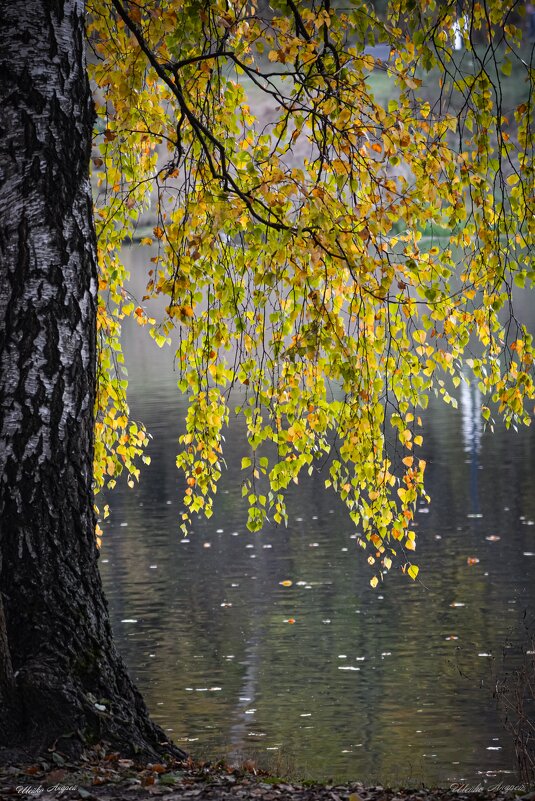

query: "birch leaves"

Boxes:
[89, 0, 535, 584]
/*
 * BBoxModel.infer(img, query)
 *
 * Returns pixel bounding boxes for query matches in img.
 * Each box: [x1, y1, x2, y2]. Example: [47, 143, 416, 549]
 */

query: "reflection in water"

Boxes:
[460, 374, 482, 519]
[228, 633, 262, 758]
[99, 248, 535, 786]
[460, 376, 482, 456]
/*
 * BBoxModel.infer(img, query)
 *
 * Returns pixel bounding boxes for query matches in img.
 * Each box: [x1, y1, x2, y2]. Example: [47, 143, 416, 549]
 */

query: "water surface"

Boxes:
[99, 250, 535, 786]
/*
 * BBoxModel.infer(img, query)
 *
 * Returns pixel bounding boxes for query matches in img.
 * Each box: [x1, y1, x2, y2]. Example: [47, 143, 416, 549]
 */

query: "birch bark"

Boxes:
[0, 0, 183, 758]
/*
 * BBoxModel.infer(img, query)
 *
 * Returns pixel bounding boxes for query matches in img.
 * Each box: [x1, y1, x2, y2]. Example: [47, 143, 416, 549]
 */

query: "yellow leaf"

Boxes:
[370, 576, 378, 589]
[412, 329, 426, 345]
[279, 580, 293, 587]
[405, 76, 422, 90]
[407, 564, 419, 580]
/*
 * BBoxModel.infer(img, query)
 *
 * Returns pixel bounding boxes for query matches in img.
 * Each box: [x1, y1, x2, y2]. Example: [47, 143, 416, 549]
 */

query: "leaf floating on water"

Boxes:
[466, 556, 480, 565]
[284, 618, 296, 624]
[485, 535, 500, 542]
[445, 635, 459, 640]
[279, 580, 293, 587]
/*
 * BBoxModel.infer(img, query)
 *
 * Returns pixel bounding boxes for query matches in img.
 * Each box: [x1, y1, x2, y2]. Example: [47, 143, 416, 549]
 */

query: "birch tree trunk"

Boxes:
[0, 0, 184, 758]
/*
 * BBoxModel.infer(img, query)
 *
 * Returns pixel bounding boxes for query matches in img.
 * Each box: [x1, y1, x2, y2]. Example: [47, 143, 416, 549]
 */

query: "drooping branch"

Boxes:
[89, 0, 535, 587]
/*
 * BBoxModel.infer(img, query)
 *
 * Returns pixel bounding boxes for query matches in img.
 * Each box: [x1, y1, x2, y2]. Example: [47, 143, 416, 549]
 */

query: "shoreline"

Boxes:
[1, 749, 533, 801]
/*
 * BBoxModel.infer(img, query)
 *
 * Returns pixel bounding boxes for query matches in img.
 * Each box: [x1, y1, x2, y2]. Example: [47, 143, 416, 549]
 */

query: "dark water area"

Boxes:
[99, 250, 535, 787]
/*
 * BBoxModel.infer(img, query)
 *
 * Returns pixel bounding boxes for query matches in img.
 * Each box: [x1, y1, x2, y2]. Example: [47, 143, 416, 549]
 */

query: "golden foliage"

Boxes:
[88, 0, 534, 582]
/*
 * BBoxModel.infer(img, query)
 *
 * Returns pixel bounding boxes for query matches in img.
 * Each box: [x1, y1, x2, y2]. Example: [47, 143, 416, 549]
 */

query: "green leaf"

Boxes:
[501, 59, 512, 76]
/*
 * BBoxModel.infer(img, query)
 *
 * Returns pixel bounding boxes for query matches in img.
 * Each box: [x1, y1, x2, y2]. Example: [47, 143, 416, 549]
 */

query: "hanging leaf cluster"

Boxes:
[88, 0, 535, 584]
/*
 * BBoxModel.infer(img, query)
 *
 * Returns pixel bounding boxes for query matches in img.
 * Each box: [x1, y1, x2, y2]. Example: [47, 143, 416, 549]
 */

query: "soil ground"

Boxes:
[0, 748, 533, 801]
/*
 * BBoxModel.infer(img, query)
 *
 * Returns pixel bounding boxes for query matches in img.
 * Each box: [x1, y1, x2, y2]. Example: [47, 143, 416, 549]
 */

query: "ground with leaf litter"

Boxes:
[0, 748, 534, 801]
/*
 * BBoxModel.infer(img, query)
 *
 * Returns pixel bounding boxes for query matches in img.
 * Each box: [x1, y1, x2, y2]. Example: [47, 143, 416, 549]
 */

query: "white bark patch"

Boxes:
[0, 0, 98, 499]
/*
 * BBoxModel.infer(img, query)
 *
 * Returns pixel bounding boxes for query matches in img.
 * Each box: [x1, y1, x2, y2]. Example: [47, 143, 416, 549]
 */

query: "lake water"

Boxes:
[99, 249, 535, 787]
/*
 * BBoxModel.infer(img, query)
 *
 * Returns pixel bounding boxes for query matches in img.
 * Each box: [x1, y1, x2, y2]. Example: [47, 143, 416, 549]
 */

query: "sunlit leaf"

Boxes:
[88, 0, 535, 578]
